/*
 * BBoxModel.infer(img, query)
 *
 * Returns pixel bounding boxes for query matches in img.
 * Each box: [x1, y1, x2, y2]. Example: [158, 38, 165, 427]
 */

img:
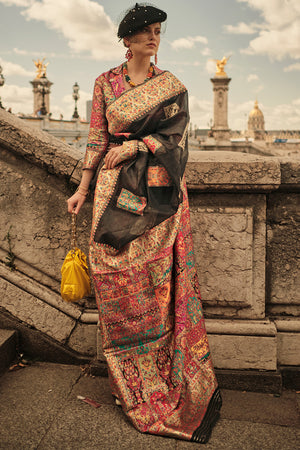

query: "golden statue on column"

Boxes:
[33, 58, 49, 79]
[212, 56, 230, 77]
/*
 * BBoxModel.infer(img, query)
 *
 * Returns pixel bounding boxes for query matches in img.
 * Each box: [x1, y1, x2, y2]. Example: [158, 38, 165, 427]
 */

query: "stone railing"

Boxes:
[0, 109, 299, 373]
[187, 151, 299, 372]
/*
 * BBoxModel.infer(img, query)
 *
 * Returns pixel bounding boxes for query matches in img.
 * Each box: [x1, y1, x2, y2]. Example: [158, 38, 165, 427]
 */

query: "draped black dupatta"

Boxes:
[94, 72, 189, 250]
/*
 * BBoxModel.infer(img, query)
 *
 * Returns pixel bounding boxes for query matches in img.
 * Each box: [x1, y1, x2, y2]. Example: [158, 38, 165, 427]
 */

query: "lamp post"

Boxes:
[72, 82, 80, 119]
[38, 75, 49, 116]
[39, 85, 47, 116]
[0, 65, 5, 109]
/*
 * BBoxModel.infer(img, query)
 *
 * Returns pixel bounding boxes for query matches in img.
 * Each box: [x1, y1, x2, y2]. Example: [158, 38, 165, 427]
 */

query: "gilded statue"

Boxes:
[212, 56, 230, 77]
[33, 58, 49, 78]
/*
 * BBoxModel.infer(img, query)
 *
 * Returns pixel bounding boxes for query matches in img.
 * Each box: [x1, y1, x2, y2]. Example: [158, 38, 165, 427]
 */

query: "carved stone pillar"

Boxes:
[210, 76, 231, 141]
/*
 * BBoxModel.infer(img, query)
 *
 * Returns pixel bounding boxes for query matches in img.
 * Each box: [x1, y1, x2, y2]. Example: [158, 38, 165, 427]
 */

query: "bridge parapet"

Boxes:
[0, 109, 299, 372]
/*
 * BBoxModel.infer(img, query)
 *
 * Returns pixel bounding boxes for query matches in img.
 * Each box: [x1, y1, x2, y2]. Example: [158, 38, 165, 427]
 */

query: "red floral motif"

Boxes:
[133, 403, 155, 432]
[142, 135, 162, 154]
[150, 391, 172, 417]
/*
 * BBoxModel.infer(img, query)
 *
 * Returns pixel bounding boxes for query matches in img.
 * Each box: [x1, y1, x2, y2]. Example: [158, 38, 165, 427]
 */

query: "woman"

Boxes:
[67, 3, 221, 444]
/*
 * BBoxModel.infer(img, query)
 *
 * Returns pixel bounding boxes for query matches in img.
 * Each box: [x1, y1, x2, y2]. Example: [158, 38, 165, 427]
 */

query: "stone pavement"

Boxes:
[0, 362, 299, 450]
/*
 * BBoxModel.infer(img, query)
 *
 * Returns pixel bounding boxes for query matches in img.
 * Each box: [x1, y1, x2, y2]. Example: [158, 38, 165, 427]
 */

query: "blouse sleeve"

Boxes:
[82, 76, 109, 170]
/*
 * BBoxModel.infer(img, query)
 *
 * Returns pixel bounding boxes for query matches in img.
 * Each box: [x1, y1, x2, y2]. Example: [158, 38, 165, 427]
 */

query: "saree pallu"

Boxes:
[89, 71, 222, 443]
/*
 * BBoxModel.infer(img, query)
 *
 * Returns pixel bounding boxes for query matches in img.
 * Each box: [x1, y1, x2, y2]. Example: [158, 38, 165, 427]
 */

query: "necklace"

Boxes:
[123, 63, 154, 87]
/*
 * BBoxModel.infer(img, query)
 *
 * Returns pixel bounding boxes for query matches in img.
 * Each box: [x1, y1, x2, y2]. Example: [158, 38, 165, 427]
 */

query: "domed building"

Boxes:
[248, 100, 265, 140]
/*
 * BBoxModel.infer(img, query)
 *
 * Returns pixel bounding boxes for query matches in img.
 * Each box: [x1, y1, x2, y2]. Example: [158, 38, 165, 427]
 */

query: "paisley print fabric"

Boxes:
[85, 64, 221, 443]
[147, 166, 172, 187]
[116, 189, 147, 216]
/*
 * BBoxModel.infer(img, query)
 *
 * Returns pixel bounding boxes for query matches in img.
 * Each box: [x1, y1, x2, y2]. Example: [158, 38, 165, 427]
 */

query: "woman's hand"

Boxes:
[66, 169, 94, 215]
[104, 146, 122, 169]
[67, 190, 88, 215]
[104, 142, 139, 170]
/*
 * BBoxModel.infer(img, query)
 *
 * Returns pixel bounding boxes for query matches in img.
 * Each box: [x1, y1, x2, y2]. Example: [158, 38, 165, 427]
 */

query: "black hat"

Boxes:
[117, 3, 167, 39]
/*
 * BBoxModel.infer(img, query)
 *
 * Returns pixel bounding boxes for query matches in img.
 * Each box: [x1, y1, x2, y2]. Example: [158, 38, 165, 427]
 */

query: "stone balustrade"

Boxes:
[0, 108, 299, 373]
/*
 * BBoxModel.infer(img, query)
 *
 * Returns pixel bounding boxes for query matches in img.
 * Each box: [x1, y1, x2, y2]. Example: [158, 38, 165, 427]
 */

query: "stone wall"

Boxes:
[0, 109, 299, 371]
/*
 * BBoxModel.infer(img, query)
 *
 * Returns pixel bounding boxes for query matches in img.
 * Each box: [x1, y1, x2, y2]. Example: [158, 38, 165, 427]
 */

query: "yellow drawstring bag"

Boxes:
[61, 213, 91, 302]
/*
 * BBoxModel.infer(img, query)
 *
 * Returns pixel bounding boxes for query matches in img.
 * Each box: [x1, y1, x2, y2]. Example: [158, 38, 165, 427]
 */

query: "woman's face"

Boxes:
[125, 22, 161, 58]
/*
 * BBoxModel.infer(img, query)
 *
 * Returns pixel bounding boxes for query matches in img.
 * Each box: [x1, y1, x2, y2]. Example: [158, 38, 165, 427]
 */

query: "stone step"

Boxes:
[0, 329, 17, 375]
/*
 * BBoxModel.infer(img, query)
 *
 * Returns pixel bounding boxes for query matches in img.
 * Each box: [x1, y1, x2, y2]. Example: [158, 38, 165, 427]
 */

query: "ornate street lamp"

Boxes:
[72, 82, 80, 119]
[0, 65, 5, 109]
[39, 85, 47, 116]
[38, 76, 49, 116]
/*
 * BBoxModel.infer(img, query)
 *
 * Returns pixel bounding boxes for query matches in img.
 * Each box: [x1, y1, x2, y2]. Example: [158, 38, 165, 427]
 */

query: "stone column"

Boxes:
[30, 76, 53, 116]
[210, 76, 231, 141]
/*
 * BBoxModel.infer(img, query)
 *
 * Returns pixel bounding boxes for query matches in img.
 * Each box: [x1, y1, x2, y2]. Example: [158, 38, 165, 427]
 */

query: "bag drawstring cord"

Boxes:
[71, 212, 77, 251]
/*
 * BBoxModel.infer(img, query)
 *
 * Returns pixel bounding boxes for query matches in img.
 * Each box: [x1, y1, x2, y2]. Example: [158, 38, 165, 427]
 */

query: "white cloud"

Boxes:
[253, 84, 264, 94]
[263, 101, 300, 129]
[13, 48, 33, 56]
[242, 23, 300, 60]
[170, 35, 208, 50]
[236, 0, 300, 60]
[162, 60, 203, 68]
[13, 48, 58, 58]
[0, 57, 34, 77]
[189, 96, 212, 128]
[284, 63, 300, 72]
[201, 47, 211, 57]
[237, 0, 300, 28]
[1, 84, 32, 113]
[224, 22, 259, 34]
[228, 100, 254, 130]
[0, 0, 33, 6]
[205, 59, 217, 75]
[247, 74, 259, 82]
[1, 0, 122, 61]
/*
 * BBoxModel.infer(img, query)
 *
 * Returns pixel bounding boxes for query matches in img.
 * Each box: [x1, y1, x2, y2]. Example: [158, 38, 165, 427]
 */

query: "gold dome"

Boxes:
[248, 100, 265, 137]
[249, 100, 264, 118]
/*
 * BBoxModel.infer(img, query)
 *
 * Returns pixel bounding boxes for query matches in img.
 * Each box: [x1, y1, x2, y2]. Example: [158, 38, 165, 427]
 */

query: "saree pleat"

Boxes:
[87, 67, 221, 442]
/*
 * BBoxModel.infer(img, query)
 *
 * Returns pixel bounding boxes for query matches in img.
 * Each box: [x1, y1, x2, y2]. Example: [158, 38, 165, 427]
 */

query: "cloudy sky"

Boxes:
[0, 0, 300, 130]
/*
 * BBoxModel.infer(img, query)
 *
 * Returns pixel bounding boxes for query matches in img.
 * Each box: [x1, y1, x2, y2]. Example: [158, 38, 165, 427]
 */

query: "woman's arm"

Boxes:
[82, 75, 109, 170]
[67, 75, 109, 214]
[67, 169, 94, 214]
